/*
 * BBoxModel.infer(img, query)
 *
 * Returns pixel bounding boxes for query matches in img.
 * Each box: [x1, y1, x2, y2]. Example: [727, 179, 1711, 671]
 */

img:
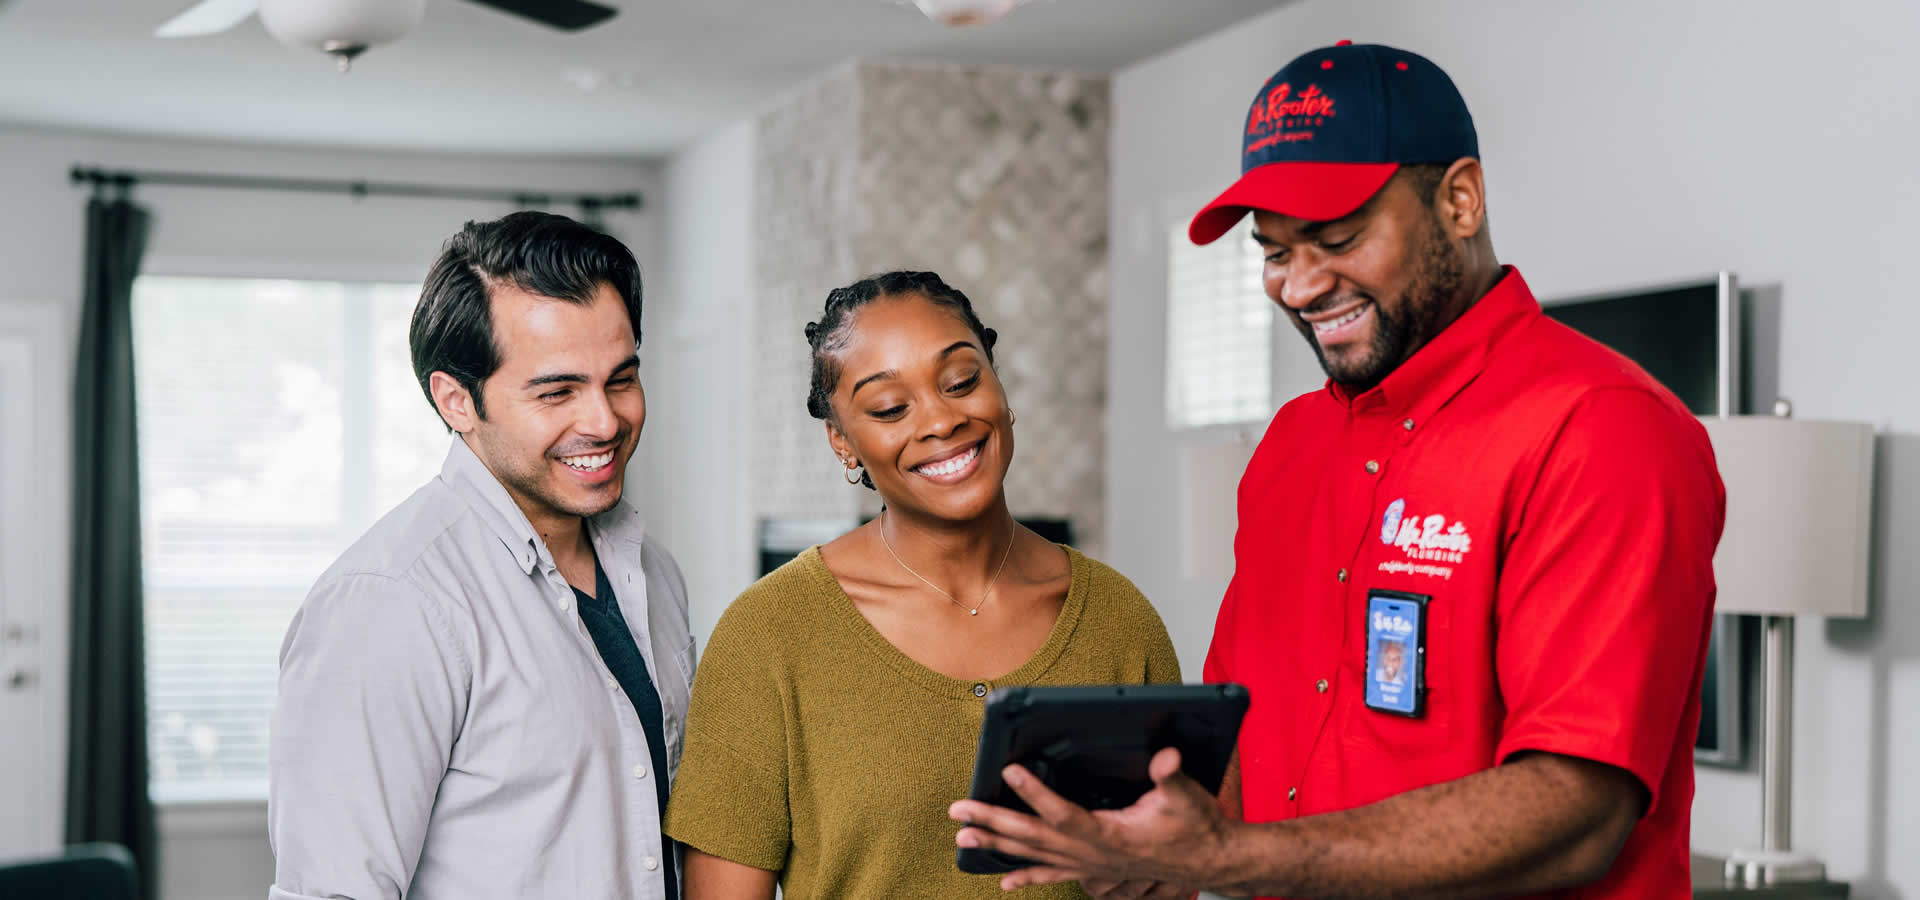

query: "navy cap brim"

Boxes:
[1189, 161, 1400, 245]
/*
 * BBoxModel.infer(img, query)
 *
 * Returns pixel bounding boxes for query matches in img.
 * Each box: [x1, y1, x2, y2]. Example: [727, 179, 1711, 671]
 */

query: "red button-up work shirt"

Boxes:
[1205, 267, 1725, 899]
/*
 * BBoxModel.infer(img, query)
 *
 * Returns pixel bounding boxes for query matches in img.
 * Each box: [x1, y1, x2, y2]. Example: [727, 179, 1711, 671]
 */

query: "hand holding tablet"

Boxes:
[954, 683, 1249, 875]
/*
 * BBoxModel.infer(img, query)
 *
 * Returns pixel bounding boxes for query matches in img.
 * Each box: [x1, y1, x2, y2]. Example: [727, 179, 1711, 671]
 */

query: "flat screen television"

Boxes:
[1541, 273, 1746, 767]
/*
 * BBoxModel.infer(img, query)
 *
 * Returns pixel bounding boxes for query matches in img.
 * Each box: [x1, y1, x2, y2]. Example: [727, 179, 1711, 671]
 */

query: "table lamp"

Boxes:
[1698, 406, 1875, 888]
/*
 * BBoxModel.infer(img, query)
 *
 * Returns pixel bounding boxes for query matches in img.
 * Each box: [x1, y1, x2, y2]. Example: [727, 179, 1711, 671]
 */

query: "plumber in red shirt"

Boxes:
[952, 40, 1725, 900]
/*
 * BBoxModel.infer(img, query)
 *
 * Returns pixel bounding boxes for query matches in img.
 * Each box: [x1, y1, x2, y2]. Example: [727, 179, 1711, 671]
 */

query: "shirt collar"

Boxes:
[1329, 265, 1540, 423]
[438, 435, 648, 576]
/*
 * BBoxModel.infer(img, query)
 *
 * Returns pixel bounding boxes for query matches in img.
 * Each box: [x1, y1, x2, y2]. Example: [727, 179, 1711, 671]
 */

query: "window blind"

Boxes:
[133, 276, 443, 803]
[1164, 223, 1273, 428]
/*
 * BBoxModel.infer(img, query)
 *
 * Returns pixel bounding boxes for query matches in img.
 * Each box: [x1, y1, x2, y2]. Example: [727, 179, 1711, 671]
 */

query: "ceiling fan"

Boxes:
[154, 0, 617, 71]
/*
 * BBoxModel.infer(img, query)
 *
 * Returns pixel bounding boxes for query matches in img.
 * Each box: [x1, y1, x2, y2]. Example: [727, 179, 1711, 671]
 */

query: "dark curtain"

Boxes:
[66, 192, 157, 900]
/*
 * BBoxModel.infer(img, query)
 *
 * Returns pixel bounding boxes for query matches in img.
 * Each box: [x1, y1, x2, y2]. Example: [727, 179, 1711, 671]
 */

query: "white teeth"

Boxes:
[1313, 303, 1369, 334]
[916, 445, 980, 477]
[560, 451, 614, 470]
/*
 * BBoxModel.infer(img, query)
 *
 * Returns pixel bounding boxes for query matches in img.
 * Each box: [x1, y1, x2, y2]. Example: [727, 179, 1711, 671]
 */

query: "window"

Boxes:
[1164, 222, 1273, 428]
[134, 276, 448, 803]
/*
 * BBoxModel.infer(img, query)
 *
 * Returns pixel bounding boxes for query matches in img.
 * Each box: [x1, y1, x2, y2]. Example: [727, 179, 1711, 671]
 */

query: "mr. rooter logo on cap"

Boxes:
[1246, 82, 1336, 154]
[1188, 41, 1479, 246]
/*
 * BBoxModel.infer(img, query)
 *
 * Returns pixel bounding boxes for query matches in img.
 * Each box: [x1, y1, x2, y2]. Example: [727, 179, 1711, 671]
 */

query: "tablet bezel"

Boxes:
[956, 682, 1249, 875]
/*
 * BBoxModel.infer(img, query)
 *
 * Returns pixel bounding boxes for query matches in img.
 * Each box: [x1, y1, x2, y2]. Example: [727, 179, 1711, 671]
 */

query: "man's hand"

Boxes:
[1082, 879, 1196, 900]
[949, 747, 1233, 891]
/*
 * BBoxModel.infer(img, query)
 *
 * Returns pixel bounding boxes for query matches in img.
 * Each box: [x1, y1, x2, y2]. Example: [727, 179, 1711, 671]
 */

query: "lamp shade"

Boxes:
[1699, 416, 1874, 618]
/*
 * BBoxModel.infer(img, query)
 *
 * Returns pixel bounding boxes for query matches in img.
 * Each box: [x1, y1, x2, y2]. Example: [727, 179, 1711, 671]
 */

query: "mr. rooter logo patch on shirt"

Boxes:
[1244, 82, 1336, 155]
[1377, 497, 1474, 579]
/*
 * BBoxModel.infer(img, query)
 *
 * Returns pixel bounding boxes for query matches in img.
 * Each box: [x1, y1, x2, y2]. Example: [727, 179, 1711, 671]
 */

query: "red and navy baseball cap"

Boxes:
[1188, 41, 1478, 245]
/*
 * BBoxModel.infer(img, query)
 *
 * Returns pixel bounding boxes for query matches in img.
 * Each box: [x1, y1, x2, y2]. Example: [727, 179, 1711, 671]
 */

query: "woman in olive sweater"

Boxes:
[663, 271, 1181, 899]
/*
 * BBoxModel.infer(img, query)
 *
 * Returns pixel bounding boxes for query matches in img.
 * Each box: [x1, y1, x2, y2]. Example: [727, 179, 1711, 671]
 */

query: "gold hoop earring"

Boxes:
[1008, 409, 1017, 424]
[844, 466, 864, 485]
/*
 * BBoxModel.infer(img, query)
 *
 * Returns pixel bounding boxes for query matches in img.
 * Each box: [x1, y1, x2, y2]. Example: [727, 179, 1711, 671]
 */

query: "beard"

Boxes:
[474, 425, 628, 522]
[1290, 212, 1467, 393]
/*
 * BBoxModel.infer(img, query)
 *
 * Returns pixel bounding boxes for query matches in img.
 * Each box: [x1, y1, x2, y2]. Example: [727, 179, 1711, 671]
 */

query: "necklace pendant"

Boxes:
[970, 608, 978, 616]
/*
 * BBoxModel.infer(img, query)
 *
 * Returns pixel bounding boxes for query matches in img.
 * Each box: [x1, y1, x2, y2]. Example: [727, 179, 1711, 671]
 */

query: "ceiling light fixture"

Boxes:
[259, 0, 427, 72]
[908, 0, 1027, 26]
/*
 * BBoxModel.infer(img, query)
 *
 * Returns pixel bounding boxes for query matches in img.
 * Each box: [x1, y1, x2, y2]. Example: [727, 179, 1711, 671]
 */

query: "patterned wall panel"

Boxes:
[851, 62, 1111, 554]
[753, 61, 1111, 555]
[752, 66, 864, 523]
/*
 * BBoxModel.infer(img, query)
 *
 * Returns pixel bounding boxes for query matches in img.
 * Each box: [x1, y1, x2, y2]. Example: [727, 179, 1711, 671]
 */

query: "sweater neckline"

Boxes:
[797, 543, 1087, 700]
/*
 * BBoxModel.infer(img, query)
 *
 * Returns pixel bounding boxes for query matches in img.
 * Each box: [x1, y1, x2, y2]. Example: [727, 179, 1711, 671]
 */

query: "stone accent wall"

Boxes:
[751, 65, 864, 524]
[753, 61, 1110, 554]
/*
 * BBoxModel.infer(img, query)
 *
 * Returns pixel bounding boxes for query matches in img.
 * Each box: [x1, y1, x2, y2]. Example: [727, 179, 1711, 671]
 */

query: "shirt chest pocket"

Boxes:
[1341, 590, 1453, 751]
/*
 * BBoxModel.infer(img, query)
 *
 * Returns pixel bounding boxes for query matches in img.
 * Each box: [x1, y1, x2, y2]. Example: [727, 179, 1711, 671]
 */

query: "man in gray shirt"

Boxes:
[268, 212, 692, 900]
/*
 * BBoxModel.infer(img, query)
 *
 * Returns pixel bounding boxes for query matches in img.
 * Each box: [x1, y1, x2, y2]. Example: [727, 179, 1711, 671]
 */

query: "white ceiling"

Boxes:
[0, 0, 1282, 158]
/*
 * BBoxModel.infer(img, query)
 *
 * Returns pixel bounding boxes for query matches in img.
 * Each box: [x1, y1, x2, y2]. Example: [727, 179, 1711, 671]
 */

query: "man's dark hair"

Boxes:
[1400, 163, 1450, 208]
[804, 270, 997, 490]
[409, 211, 643, 427]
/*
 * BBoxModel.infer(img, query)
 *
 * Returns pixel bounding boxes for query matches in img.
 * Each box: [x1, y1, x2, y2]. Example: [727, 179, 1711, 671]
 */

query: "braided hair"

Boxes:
[805, 271, 999, 490]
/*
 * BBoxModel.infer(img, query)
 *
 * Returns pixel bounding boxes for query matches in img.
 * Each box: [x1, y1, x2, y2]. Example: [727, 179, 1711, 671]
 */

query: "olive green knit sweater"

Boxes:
[663, 545, 1181, 899]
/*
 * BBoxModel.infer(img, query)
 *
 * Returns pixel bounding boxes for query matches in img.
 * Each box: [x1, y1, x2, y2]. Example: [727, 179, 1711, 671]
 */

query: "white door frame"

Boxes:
[0, 298, 71, 858]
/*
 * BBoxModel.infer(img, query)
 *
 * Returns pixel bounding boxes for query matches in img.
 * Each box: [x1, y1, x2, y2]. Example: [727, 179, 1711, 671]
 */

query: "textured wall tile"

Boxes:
[753, 61, 1110, 556]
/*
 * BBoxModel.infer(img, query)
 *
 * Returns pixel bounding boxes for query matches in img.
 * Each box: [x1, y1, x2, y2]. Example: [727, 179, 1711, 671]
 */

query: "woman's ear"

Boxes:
[825, 419, 857, 469]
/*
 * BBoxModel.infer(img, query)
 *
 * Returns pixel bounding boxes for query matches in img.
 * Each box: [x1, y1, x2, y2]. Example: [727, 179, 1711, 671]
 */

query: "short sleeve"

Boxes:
[661, 594, 792, 871]
[1140, 596, 1184, 686]
[269, 572, 470, 900]
[1202, 576, 1241, 685]
[1493, 389, 1725, 814]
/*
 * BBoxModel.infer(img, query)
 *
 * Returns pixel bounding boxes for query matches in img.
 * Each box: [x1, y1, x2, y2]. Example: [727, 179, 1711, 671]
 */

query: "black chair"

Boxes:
[0, 843, 139, 900]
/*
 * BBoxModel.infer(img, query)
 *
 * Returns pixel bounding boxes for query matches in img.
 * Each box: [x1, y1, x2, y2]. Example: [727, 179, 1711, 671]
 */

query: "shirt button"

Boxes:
[1336, 568, 1348, 583]
[972, 683, 988, 698]
[557, 596, 571, 612]
[605, 675, 619, 691]
[1316, 679, 1329, 693]
[1288, 787, 1298, 801]
[1403, 418, 1416, 431]
[644, 856, 659, 871]
[1364, 459, 1380, 474]
[633, 764, 648, 780]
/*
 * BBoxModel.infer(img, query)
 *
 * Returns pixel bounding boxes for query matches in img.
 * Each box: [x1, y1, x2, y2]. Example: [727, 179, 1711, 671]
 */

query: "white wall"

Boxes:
[646, 117, 758, 648]
[0, 123, 658, 900]
[1108, 1, 1920, 896]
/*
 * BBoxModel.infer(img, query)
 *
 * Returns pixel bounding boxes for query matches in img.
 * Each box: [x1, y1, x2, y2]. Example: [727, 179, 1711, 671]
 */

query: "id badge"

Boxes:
[1364, 590, 1429, 718]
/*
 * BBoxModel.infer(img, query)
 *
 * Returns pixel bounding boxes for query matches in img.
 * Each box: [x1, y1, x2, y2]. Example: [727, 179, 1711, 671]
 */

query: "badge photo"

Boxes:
[1364, 590, 1429, 718]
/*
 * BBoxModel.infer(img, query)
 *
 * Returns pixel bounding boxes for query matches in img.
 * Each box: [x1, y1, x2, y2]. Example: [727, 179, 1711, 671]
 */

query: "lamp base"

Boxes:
[1725, 848, 1827, 886]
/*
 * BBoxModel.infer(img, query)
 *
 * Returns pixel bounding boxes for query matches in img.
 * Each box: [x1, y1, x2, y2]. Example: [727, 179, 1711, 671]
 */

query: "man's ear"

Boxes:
[430, 371, 480, 433]
[1433, 156, 1487, 241]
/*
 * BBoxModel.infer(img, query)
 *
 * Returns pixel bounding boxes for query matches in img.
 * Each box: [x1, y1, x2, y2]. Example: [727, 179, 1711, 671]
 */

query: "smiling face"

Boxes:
[823, 293, 1013, 525]
[431, 280, 645, 534]
[1253, 165, 1477, 393]
[1379, 640, 1405, 682]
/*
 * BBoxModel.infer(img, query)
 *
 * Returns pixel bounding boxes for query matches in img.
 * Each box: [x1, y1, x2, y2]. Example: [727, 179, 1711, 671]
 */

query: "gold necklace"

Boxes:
[879, 511, 1015, 617]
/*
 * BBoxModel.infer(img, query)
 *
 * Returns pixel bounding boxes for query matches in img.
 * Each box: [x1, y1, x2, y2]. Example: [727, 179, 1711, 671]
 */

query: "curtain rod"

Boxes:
[69, 166, 643, 211]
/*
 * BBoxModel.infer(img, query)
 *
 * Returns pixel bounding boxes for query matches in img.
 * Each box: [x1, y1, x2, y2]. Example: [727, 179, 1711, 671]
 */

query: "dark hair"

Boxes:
[1399, 163, 1450, 208]
[409, 211, 644, 427]
[805, 270, 998, 489]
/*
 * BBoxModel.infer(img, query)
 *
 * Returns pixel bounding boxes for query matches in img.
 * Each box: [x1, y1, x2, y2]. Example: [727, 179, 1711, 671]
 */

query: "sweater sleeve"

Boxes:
[1143, 603, 1184, 686]
[661, 585, 793, 871]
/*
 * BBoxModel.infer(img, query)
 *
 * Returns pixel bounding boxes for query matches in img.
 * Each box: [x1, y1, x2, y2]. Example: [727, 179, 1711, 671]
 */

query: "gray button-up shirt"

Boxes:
[268, 436, 692, 900]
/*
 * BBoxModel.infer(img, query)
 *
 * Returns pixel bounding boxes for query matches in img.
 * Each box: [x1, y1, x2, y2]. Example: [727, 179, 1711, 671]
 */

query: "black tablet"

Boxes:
[955, 682, 1250, 875]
